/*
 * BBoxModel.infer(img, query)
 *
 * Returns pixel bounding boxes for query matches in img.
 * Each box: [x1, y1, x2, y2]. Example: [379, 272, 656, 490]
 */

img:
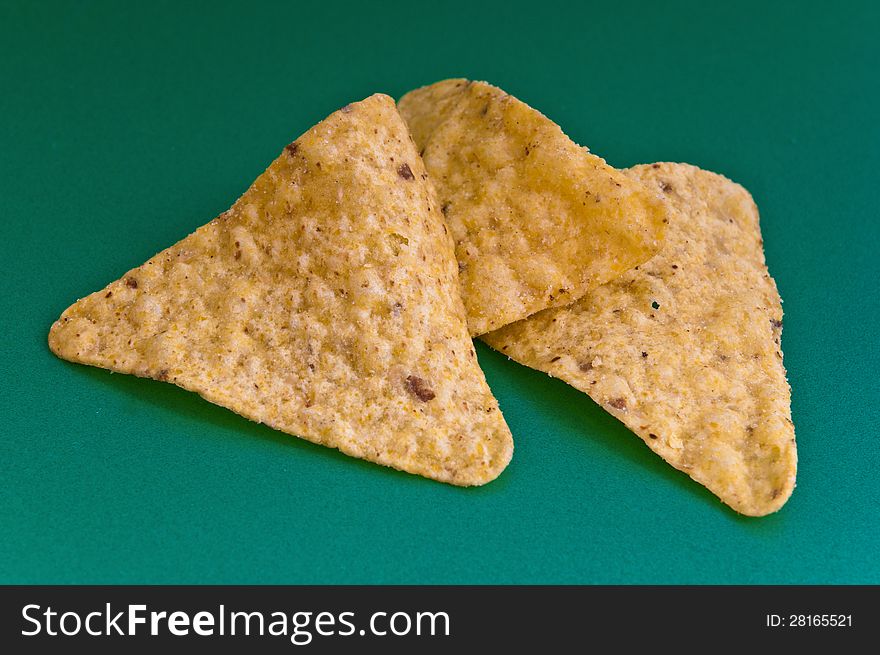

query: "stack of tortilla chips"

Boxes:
[49, 80, 796, 516]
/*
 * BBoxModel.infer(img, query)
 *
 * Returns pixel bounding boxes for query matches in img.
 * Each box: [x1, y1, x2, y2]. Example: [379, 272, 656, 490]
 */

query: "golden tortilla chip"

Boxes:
[483, 163, 796, 515]
[49, 94, 513, 486]
[398, 79, 668, 335]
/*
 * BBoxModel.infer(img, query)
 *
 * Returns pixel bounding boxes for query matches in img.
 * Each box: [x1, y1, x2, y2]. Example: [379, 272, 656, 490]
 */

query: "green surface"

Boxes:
[2, 0, 878, 584]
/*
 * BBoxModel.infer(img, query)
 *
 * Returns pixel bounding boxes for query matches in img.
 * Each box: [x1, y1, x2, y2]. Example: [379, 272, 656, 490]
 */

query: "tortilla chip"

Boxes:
[397, 78, 470, 151]
[483, 163, 796, 515]
[399, 79, 668, 335]
[48, 94, 513, 486]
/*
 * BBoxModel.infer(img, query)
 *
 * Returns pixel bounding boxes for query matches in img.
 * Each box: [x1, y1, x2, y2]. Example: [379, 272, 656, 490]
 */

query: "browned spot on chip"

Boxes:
[156, 369, 169, 381]
[397, 163, 414, 180]
[608, 398, 627, 410]
[405, 375, 435, 402]
[104, 291, 112, 298]
[125, 277, 138, 289]
[578, 360, 593, 372]
[285, 142, 298, 156]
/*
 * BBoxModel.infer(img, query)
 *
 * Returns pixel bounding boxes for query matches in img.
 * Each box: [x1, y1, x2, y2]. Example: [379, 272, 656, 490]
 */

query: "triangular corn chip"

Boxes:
[483, 163, 796, 515]
[49, 94, 513, 486]
[398, 79, 668, 335]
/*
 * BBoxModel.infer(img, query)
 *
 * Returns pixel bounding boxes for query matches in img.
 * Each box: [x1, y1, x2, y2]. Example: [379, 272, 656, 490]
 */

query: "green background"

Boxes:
[2, 0, 878, 584]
